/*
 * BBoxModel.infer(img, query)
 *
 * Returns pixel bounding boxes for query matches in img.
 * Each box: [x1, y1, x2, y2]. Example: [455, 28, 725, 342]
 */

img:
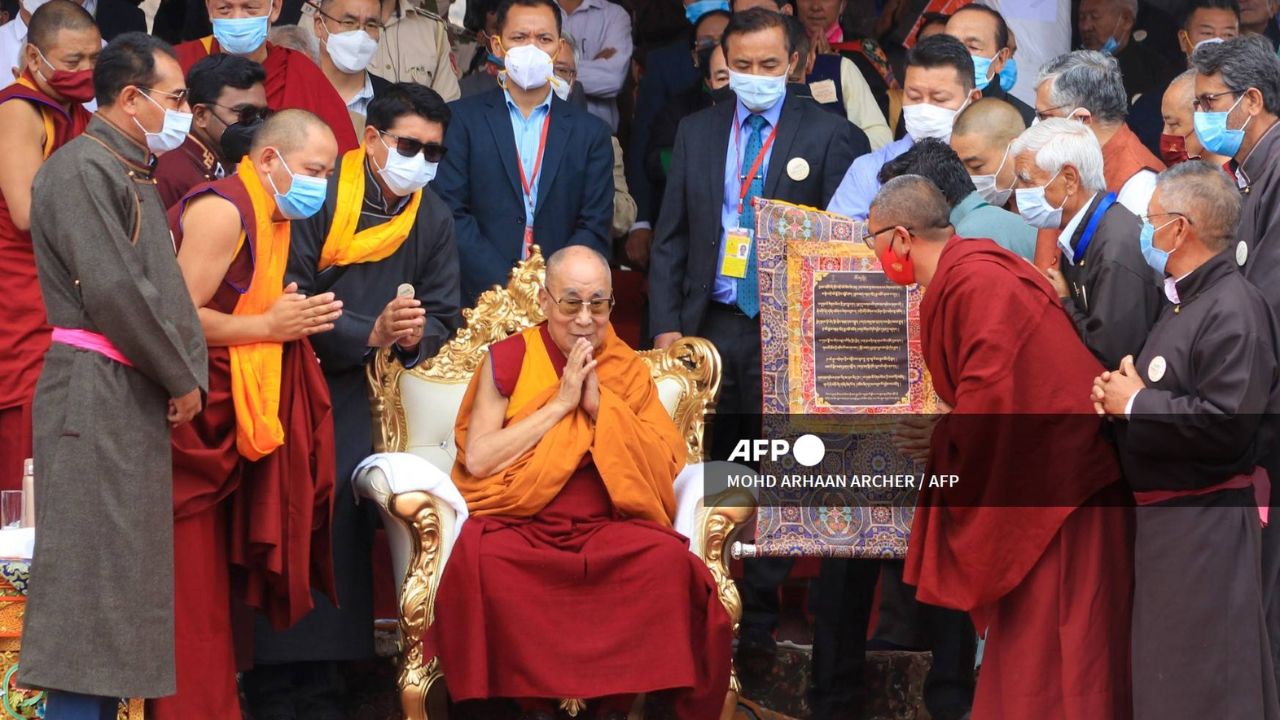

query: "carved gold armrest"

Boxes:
[695, 485, 756, 718]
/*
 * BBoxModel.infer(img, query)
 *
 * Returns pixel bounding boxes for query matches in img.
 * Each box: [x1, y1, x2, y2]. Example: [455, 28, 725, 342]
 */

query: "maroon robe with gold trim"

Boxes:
[173, 39, 358, 153]
[430, 325, 732, 718]
[0, 75, 90, 490]
[906, 237, 1134, 720]
[153, 176, 337, 720]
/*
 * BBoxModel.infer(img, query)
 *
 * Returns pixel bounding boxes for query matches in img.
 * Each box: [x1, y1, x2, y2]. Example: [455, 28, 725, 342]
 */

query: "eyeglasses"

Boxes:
[859, 225, 904, 250]
[1034, 103, 1073, 121]
[140, 86, 190, 106]
[379, 130, 448, 162]
[553, 64, 577, 82]
[1192, 89, 1242, 111]
[1140, 211, 1192, 226]
[317, 6, 385, 34]
[205, 102, 271, 126]
[546, 289, 616, 317]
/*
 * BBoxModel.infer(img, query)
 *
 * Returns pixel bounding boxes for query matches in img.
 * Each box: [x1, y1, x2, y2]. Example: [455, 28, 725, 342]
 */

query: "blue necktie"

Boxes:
[736, 114, 767, 318]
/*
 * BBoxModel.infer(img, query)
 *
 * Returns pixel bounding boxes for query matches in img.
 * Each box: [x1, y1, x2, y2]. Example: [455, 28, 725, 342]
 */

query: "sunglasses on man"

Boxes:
[379, 130, 448, 163]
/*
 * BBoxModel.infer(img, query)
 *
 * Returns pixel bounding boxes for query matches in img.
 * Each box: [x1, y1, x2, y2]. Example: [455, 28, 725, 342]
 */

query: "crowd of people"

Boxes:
[0, 0, 1279, 718]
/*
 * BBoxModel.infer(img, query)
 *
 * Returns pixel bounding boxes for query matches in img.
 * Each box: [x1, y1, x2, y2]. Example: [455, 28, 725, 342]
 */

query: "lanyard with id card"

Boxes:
[516, 110, 552, 259]
[720, 117, 779, 279]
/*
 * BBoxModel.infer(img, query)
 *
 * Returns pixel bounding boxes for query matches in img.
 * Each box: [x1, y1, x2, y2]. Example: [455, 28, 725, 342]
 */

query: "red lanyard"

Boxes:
[515, 109, 552, 213]
[734, 116, 780, 215]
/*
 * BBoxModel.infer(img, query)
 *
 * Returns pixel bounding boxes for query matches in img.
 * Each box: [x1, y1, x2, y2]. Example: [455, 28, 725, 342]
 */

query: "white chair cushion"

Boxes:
[654, 376, 685, 419]
[399, 373, 468, 474]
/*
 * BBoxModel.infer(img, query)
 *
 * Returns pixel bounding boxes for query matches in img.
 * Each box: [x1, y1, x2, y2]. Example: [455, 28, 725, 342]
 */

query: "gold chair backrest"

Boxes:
[368, 246, 720, 464]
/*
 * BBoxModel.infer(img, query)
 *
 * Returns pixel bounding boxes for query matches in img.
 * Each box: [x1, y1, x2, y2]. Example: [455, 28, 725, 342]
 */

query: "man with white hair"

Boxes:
[1035, 49, 1165, 216]
[1076, 0, 1165, 102]
[1011, 117, 1161, 369]
[1094, 160, 1280, 720]
[1159, 69, 1231, 168]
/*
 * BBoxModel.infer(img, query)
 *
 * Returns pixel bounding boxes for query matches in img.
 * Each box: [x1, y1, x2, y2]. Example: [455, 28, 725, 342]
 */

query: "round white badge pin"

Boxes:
[1148, 356, 1167, 383]
[1237, 240, 1249, 267]
[787, 158, 810, 182]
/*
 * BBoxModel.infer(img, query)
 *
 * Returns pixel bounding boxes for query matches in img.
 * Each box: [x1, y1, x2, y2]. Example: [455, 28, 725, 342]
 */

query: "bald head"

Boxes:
[250, 109, 335, 156]
[953, 97, 1026, 146]
[546, 245, 611, 291]
[28, 0, 97, 52]
[870, 175, 953, 241]
[1155, 160, 1240, 252]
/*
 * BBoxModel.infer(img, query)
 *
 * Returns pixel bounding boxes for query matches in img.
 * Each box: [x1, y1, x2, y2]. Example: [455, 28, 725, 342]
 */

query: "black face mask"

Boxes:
[709, 85, 735, 105]
[219, 117, 265, 166]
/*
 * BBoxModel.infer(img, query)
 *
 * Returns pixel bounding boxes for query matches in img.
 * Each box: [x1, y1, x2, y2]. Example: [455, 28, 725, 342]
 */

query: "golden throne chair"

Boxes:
[354, 246, 757, 720]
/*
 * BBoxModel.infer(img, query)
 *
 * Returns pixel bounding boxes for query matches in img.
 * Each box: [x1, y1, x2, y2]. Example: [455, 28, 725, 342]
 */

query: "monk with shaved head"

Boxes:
[869, 174, 1134, 720]
[160, 108, 342, 719]
[0, 0, 98, 495]
[434, 244, 733, 717]
[950, 97, 1025, 209]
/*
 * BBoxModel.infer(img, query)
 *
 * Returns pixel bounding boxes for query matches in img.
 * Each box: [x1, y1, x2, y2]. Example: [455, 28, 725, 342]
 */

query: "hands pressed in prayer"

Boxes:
[168, 387, 203, 427]
[554, 338, 599, 416]
[892, 399, 952, 463]
[369, 296, 426, 349]
[1043, 266, 1070, 299]
[266, 282, 344, 341]
[582, 367, 601, 420]
[1091, 355, 1145, 418]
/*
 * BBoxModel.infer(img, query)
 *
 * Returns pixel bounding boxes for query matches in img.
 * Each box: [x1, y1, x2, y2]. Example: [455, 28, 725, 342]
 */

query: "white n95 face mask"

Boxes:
[971, 144, 1013, 206]
[503, 44, 555, 90]
[902, 99, 968, 143]
[377, 137, 437, 195]
[324, 27, 379, 74]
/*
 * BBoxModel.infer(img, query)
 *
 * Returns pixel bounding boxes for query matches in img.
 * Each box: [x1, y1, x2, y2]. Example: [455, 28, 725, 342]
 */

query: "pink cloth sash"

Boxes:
[51, 327, 133, 367]
[1134, 466, 1270, 527]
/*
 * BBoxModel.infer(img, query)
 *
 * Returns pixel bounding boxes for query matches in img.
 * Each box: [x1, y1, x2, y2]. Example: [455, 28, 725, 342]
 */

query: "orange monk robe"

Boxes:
[173, 39, 358, 153]
[431, 323, 732, 718]
[0, 74, 91, 490]
[157, 168, 337, 720]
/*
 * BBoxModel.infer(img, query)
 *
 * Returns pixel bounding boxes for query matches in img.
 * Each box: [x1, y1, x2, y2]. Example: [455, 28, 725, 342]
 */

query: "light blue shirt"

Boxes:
[504, 88, 554, 230]
[950, 191, 1038, 262]
[826, 135, 914, 221]
[714, 98, 785, 305]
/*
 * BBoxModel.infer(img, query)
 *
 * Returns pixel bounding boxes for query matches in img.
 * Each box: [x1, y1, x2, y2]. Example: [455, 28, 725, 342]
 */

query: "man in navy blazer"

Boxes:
[434, 0, 613, 306]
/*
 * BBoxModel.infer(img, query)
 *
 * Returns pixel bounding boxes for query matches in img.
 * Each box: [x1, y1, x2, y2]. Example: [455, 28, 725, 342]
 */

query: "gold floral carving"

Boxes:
[559, 698, 587, 716]
[365, 246, 756, 719]
[390, 491, 445, 720]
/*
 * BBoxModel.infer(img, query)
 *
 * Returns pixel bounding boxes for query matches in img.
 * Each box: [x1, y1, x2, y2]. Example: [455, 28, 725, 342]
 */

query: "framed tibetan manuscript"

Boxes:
[732, 199, 936, 560]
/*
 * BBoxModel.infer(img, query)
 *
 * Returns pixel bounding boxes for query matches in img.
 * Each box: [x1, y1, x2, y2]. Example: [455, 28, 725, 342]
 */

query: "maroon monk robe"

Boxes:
[906, 237, 1133, 720]
[154, 177, 336, 720]
[0, 74, 90, 490]
[429, 326, 733, 719]
[173, 39, 358, 153]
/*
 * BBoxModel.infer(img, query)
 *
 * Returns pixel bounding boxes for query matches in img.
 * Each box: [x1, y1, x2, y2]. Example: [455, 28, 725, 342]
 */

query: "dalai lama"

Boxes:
[870, 176, 1133, 720]
[173, 0, 358, 153]
[433, 246, 733, 719]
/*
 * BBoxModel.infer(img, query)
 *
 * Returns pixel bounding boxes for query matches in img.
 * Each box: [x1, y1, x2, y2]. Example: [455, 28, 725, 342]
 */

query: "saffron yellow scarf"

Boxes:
[230, 156, 289, 461]
[13, 75, 56, 157]
[317, 146, 422, 270]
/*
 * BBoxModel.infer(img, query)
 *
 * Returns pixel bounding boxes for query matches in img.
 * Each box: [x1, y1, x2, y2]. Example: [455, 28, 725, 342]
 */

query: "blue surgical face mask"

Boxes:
[1014, 169, 1066, 229]
[999, 56, 1017, 92]
[1194, 93, 1251, 158]
[972, 53, 995, 91]
[1099, 18, 1122, 56]
[1140, 217, 1178, 275]
[728, 69, 788, 113]
[266, 153, 328, 220]
[212, 13, 270, 56]
[685, 0, 728, 26]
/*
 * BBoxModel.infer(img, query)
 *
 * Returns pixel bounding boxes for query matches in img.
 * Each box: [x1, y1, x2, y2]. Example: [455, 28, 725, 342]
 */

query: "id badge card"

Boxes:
[721, 227, 752, 279]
